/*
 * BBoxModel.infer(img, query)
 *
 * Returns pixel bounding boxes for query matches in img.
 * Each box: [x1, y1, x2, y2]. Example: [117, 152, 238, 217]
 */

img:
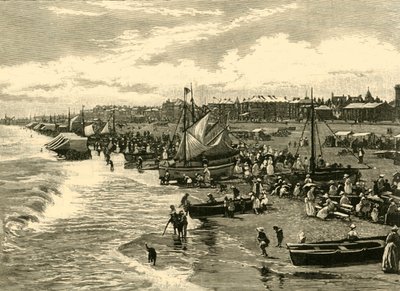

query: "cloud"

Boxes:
[1, 2, 400, 116]
[88, 1, 223, 17]
[46, 6, 105, 16]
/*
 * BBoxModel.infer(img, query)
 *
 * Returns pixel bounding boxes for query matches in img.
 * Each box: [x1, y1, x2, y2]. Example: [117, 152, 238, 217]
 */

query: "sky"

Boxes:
[1, 0, 400, 117]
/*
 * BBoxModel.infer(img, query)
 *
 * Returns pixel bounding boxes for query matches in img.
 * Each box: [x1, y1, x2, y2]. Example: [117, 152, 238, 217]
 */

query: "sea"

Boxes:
[0, 124, 399, 291]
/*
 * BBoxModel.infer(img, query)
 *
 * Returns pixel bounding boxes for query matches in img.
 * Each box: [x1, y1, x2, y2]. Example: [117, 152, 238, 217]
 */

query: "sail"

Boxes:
[204, 121, 225, 145]
[186, 112, 210, 143]
[100, 122, 110, 135]
[84, 124, 95, 137]
[174, 132, 209, 161]
[204, 129, 236, 157]
[70, 115, 79, 130]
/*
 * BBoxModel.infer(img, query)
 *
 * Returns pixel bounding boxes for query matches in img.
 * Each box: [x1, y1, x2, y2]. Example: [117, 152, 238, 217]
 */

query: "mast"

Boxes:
[310, 88, 316, 174]
[81, 105, 85, 136]
[190, 83, 195, 124]
[112, 105, 116, 135]
[68, 107, 71, 132]
[183, 88, 188, 163]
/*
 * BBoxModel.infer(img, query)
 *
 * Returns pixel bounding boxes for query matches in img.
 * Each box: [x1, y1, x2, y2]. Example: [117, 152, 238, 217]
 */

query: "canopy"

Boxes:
[394, 134, 400, 139]
[33, 123, 45, 130]
[262, 128, 279, 134]
[45, 133, 88, 153]
[335, 131, 352, 137]
[25, 122, 38, 128]
[352, 132, 371, 137]
[41, 124, 56, 131]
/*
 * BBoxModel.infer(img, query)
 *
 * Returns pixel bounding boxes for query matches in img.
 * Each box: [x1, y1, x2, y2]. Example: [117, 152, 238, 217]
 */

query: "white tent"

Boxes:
[84, 124, 95, 137]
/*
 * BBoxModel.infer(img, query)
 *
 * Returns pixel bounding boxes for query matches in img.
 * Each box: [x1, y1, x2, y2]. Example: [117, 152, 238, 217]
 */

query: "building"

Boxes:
[160, 99, 184, 121]
[342, 102, 394, 122]
[240, 95, 289, 121]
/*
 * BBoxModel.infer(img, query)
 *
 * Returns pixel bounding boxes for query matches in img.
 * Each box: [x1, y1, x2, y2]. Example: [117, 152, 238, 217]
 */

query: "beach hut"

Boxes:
[334, 131, 353, 147]
[352, 132, 376, 149]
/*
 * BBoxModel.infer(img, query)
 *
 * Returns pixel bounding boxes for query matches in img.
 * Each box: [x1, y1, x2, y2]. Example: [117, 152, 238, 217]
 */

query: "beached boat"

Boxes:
[289, 88, 361, 183]
[287, 236, 386, 266]
[188, 198, 270, 219]
[159, 87, 238, 184]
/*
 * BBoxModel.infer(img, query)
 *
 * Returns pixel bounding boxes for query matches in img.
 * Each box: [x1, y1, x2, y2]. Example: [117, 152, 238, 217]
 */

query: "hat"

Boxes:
[277, 176, 282, 179]
[296, 182, 301, 186]
[392, 225, 399, 231]
[207, 193, 212, 197]
[328, 180, 335, 184]
[350, 224, 356, 229]
[256, 227, 265, 232]
[306, 174, 310, 178]
[339, 191, 345, 195]
[257, 178, 262, 182]
[368, 189, 373, 193]
[379, 174, 384, 177]
[323, 193, 329, 198]
[344, 174, 349, 178]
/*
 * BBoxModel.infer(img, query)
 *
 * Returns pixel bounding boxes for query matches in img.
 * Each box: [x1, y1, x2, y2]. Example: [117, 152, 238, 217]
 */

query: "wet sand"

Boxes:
[188, 194, 398, 290]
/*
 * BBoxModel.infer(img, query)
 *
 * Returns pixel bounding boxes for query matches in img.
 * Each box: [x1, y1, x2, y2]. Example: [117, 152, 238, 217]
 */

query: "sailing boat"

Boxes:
[291, 88, 360, 182]
[158, 87, 239, 183]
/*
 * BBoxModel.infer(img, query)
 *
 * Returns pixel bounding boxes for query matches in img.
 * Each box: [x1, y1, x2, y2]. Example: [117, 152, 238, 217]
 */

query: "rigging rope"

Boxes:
[319, 115, 372, 169]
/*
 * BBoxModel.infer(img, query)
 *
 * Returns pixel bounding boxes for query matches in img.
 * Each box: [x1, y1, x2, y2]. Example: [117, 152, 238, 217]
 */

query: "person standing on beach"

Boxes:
[256, 227, 270, 257]
[273, 226, 284, 247]
[179, 193, 191, 215]
[382, 225, 400, 273]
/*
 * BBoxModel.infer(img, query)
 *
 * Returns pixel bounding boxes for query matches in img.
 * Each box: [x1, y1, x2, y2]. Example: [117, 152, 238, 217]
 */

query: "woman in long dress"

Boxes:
[305, 187, 316, 217]
[382, 225, 400, 273]
[266, 158, 274, 176]
[344, 175, 352, 194]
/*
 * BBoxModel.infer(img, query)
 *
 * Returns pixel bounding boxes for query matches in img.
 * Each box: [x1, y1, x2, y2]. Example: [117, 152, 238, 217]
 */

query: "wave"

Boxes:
[115, 248, 205, 291]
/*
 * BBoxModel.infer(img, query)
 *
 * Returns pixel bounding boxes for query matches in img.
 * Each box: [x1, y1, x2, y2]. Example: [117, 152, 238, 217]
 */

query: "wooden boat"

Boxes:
[287, 236, 386, 266]
[188, 198, 271, 219]
[159, 87, 238, 184]
[288, 88, 360, 184]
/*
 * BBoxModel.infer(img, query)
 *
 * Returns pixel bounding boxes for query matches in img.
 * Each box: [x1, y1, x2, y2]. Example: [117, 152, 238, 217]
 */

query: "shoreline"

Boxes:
[187, 194, 396, 290]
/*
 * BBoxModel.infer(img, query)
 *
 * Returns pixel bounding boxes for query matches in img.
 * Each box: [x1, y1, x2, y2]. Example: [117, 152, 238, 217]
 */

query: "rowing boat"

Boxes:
[287, 236, 386, 266]
[188, 198, 271, 219]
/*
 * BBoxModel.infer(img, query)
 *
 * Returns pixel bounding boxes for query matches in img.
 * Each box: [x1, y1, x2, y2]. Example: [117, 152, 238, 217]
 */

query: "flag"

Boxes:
[184, 87, 191, 95]
[84, 124, 95, 137]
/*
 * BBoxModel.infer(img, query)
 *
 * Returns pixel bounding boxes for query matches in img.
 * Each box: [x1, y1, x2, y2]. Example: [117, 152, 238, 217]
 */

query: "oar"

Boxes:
[162, 220, 170, 236]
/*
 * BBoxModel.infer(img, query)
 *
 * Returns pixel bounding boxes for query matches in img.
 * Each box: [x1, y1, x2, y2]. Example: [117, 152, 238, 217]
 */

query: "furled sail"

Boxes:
[100, 122, 110, 135]
[84, 124, 95, 137]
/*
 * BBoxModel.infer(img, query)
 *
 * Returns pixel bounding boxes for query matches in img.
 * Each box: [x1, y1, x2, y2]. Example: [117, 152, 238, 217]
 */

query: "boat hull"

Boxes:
[286, 167, 360, 184]
[287, 236, 386, 266]
[159, 161, 235, 183]
[188, 198, 253, 219]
